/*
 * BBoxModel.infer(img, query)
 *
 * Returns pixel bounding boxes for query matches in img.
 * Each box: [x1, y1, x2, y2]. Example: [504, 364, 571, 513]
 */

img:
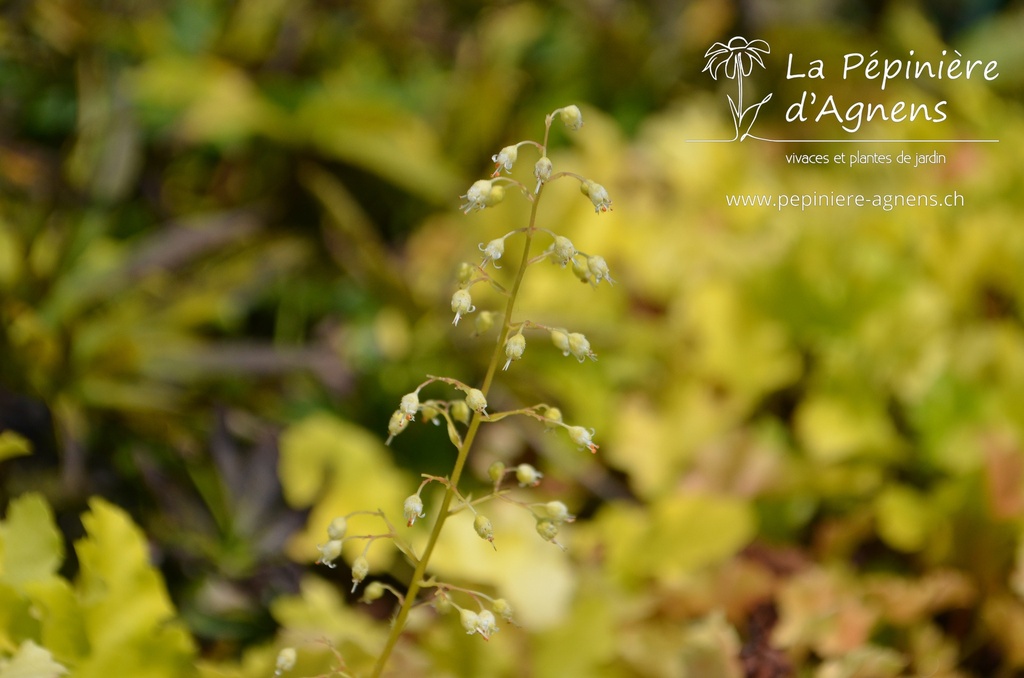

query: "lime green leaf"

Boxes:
[599, 495, 756, 584]
[874, 485, 933, 553]
[22, 578, 87, 665]
[278, 413, 407, 568]
[0, 640, 67, 678]
[73, 498, 195, 678]
[0, 432, 31, 463]
[0, 494, 63, 586]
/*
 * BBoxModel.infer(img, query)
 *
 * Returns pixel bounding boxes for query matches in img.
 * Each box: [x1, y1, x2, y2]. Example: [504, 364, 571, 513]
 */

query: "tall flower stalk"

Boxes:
[314, 105, 614, 676]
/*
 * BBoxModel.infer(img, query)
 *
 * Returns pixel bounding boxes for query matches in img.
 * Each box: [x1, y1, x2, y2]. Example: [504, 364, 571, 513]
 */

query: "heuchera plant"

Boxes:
[311, 105, 614, 676]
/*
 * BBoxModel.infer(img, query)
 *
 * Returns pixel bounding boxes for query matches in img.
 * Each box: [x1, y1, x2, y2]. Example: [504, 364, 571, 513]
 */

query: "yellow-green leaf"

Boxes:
[0, 494, 63, 586]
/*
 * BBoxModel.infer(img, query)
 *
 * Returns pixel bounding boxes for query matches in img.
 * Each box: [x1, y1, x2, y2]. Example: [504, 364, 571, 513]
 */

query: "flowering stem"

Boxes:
[369, 186, 544, 678]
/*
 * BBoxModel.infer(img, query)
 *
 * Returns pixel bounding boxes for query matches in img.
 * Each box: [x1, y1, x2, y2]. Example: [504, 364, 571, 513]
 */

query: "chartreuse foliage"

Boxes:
[0, 494, 195, 678]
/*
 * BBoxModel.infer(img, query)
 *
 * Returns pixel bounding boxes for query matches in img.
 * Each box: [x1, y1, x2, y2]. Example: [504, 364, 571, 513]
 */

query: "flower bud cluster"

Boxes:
[550, 328, 597, 363]
[460, 179, 506, 214]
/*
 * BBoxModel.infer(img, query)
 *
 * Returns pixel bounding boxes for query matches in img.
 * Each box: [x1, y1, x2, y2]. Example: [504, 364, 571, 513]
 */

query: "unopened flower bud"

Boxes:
[543, 407, 563, 428]
[350, 555, 369, 592]
[488, 461, 506, 483]
[400, 392, 419, 420]
[491, 145, 518, 176]
[421, 403, 441, 424]
[516, 463, 543, 487]
[571, 256, 590, 283]
[567, 425, 599, 453]
[451, 399, 470, 425]
[559, 105, 584, 130]
[451, 288, 475, 326]
[434, 593, 453, 615]
[457, 261, 475, 284]
[581, 179, 612, 213]
[386, 409, 408, 444]
[316, 539, 344, 568]
[404, 494, 425, 527]
[460, 608, 480, 635]
[275, 647, 297, 674]
[362, 581, 385, 603]
[474, 310, 495, 335]
[474, 514, 494, 544]
[534, 156, 553, 192]
[551, 328, 570, 356]
[465, 388, 487, 414]
[536, 519, 559, 542]
[543, 500, 575, 523]
[327, 516, 348, 540]
[568, 332, 595, 362]
[493, 598, 514, 622]
[552, 236, 575, 267]
[503, 332, 526, 370]
[479, 238, 505, 266]
[587, 255, 614, 285]
[461, 179, 505, 214]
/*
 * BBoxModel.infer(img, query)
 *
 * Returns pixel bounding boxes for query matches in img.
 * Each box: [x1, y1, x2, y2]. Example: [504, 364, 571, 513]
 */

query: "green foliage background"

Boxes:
[2, 0, 1024, 676]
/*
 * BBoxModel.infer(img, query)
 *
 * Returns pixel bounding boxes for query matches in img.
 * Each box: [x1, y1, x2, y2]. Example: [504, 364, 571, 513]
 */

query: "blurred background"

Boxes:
[2, 0, 1024, 676]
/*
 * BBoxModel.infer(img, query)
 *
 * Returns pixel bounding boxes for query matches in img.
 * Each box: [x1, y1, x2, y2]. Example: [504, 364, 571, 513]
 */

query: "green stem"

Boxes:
[369, 188, 544, 678]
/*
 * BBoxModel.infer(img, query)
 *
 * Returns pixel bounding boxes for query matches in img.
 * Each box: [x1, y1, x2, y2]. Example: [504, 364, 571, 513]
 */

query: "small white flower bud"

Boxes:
[516, 463, 543, 487]
[536, 518, 559, 542]
[275, 647, 297, 674]
[316, 539, 344, 568]
[451, 288, 475, 326]
[434, 593, 453, 615]
[587, 255, 614, 285]
[476, 609, 499, 639]
[551, 236, 576, 267]
[474, 514, 494, 544]
[451, 399, 470, 425]
[400, 392, 419, 420]
[327, 516, 348, 540]
[386, 409, 408, 444]
[559, 105, 584, 130]
[457, 261, 475, 283]
[479, 238, 506, 267]
[488, 461, 506, 483]
[567, 332, 596, 362]
[474, 310, 495, 335]
[571, 256, 590, 284]
[404, 494, 425, 527]
[580, 179, 612, 213]
[461, 179, 505, 214]
[460, 608, 480, 635]
[491, 145, 518, 176]
[493, 598, 514, 622]
[534, 156, 553, 192]
[543, 407, 563, 429]
[567, 425, 599, 453]
[465, 388, 487, 414]
[543, 500, 575, 523]
[361, 581, 385, 602]
[550, 328, 570, 356]
[503, 332, 526, 370]
[351, 555, 369, 592]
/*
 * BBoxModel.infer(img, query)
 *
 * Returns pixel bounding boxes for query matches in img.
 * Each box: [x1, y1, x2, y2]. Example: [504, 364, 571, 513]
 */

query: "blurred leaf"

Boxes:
[0, 494, 63, 587]
[74, 498, 196, 678]
[0, 432, 32, 463]
[0, 640, 67, 678]
[874, 484, 934, 553]
[278, 413, 407, 569]
[295, 84, 460, 202]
